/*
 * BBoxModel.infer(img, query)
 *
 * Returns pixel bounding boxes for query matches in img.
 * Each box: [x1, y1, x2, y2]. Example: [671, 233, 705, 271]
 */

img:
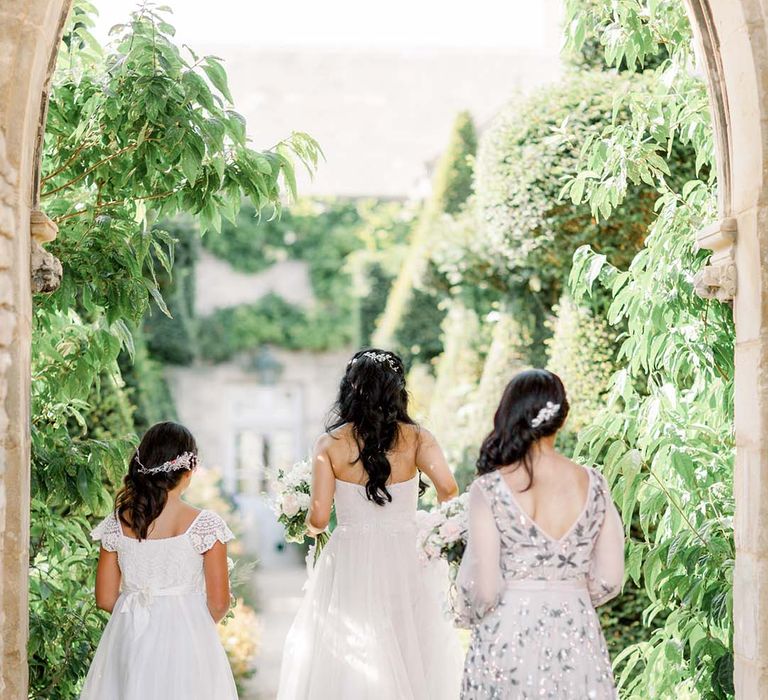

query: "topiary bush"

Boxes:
[546, 294, 618, 451]
[431, 110, 477, 216]
[374, 112, 478, 362]
[473, 69, 656, 307]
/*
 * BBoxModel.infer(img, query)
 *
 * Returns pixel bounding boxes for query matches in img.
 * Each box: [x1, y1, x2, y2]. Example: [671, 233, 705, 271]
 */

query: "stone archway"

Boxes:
[0, 0, 767, 696]
[0, 2, 72, 697]
[685, 1, 768, 694]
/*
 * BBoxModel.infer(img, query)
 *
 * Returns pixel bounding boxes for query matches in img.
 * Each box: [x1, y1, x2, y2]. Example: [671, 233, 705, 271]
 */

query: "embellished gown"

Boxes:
[456, 467, 624, 700]
[277, 475, 464, 700]
[81, 509, 237, 700]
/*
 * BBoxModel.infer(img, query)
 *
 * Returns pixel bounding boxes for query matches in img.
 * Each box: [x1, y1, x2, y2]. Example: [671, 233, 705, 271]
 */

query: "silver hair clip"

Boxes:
[352, 351, 400, 373]
[530, 402, 561, 428]
[136, 450, 197, 475]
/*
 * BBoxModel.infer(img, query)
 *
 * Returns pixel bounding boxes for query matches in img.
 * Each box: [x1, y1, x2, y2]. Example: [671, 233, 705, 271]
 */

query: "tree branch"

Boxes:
[53, 189, 180, 224]
[42, 140, 155, 198]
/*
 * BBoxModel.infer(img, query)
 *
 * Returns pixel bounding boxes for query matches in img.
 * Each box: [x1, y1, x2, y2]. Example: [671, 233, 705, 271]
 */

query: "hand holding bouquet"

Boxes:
[272, 459, 330, 561]
[416, 492, 469, 571]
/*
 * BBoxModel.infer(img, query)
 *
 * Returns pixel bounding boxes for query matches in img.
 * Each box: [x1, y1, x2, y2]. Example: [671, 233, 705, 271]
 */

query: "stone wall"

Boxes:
[685, 1, 768, 694]
[194, 250, 314, 316]
[0, 1, 70, 696]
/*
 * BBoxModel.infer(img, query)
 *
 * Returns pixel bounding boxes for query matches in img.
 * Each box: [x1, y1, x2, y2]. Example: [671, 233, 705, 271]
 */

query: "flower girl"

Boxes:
[80, 421, 238, 700]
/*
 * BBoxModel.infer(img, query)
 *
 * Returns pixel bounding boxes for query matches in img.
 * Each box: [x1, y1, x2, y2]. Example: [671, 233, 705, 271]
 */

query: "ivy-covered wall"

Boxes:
[145, 198, 416, 365]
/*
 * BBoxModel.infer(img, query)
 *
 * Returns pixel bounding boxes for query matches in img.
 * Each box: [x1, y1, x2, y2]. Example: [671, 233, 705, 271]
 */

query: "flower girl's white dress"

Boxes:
[277, 475, 464, 700]
[80, 509, 238, 700]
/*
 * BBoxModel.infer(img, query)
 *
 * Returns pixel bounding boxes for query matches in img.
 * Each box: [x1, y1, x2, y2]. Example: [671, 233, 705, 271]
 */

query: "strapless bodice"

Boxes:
[333, 474, 419, 529]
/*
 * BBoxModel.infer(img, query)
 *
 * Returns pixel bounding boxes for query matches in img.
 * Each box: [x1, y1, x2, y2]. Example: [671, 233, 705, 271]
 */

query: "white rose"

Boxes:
[439, 519, 463, 544]
[295, 492, 311, 510]
[281, 492, 301, 518]
[424, 541, 441, 559]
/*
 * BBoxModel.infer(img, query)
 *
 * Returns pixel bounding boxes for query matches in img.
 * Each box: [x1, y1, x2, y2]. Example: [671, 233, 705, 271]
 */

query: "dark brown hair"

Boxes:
[327, 348, 416, 505]
[477, 369, 569, 489]
[115, 421, 198, 540]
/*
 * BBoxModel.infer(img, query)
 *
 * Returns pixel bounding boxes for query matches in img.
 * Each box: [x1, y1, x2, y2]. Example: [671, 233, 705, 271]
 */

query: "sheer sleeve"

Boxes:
[188, 510, 235, 554]
[588, 474, 625, 607]
[91, 512, 121, 552]
[454, 479, 504, 627]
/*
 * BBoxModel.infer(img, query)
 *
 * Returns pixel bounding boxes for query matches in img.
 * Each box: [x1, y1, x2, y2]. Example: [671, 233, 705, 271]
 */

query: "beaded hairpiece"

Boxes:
[530, 401, 561, 429]
[351, 351, 401, 373]
[136, 450, 197, 475]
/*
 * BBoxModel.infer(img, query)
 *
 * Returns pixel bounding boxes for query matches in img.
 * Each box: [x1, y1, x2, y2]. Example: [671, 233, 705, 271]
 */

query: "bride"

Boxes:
[277, 348, 464, 700]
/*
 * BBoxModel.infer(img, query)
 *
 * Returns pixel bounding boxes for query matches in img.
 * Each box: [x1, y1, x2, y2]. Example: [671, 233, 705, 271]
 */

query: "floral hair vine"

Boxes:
[351, 351, 401, 373]
[135, 450, 197, 475]
[530, 401, 561, 429]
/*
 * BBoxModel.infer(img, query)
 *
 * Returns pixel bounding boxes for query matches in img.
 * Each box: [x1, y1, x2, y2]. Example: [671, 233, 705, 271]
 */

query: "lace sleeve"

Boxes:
[91, 512, 121, 552]
[188, 510, 235, 554]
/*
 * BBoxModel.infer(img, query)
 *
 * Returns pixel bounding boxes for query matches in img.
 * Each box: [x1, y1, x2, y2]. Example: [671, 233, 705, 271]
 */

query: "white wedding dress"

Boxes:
[277, 475, 464, 700]
[81, 509, 238, 700]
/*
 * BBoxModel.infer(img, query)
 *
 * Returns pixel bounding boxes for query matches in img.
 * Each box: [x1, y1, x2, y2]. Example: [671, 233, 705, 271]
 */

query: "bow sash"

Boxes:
[118, 585, 201, 638]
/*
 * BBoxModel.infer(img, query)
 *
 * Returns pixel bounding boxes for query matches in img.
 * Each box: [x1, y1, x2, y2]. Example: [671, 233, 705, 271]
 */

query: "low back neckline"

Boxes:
[497, 467, 593, 544]
[118, 508, 206, 542]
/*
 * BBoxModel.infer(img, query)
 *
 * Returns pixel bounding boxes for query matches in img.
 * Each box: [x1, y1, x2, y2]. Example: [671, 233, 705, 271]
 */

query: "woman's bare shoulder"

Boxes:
[551, 454, 592, 487]
[399, 422, 430, 444]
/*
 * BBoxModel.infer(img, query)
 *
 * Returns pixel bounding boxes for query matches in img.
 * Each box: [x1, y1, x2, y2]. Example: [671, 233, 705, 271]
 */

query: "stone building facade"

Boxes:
[2, 1, 768, 696]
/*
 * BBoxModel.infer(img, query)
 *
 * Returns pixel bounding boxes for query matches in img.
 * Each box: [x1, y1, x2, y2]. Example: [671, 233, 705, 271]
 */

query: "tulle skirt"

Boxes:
[80, 592, 237, 700]
[277, 524, 464, 700]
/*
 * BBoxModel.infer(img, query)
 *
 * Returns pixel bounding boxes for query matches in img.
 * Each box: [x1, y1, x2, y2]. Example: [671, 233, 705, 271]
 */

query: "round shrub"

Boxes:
[474, 70, 656, 304]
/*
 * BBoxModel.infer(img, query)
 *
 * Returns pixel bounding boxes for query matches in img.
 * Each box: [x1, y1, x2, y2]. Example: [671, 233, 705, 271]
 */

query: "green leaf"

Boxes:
[202, 58, 233, 103]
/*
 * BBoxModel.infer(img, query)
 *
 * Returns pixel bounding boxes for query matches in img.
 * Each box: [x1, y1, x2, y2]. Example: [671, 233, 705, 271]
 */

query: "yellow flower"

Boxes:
[218, 598, 260, 682]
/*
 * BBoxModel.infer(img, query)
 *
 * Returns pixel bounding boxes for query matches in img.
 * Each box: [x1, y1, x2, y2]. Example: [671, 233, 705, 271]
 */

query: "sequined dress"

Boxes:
[456, 467, 624, 700]
[80, 509, 237, 700]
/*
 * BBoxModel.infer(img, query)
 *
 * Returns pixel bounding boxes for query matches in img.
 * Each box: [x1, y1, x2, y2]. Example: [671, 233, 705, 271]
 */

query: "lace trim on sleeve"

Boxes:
[188, 510, 235, 554]
[91, 512, 121, 552]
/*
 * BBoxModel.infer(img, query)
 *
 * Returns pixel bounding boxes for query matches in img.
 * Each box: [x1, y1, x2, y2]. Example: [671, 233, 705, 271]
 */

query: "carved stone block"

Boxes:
[30, 209, 57, 243]
[30, 240, 62, 294]
[693, 261, 737, 302]
[694, 217, 737, 302]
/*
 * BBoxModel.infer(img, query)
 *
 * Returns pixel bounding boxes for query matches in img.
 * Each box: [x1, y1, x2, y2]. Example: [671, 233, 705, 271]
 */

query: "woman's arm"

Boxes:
[307, 435, 336, 536]
[588, 477, 625, 607]
[415, 428, 458, 503]
[455, 481, 503, 626]
[94, 548, 121, 613]
[203, 540, 231, 623]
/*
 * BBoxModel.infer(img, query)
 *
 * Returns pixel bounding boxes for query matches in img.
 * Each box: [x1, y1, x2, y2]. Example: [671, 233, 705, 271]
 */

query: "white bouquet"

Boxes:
[416, 491, 469, 571]
[272, 459, 330, 558]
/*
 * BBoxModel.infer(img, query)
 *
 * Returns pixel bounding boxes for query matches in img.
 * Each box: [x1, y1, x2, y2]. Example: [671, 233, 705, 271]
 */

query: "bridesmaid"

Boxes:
[456, 369, 624, 699]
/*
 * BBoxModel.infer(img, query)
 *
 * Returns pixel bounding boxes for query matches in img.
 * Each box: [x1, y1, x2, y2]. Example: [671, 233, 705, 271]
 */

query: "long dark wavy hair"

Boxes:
[477, 369, 569, 489]
[115, 421, 198, 540]
[327, 348, 416, 505]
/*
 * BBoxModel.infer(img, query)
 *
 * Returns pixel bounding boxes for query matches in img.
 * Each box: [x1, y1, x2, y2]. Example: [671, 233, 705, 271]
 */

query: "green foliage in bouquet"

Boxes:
[29, 2, 319, 695]
[273, 460, 330, 560]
